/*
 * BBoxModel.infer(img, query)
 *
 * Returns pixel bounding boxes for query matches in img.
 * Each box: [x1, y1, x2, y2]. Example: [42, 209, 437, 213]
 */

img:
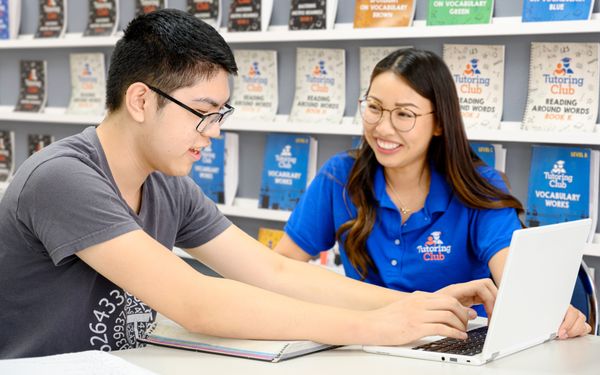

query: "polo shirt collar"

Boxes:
[373, 162, 453, 215]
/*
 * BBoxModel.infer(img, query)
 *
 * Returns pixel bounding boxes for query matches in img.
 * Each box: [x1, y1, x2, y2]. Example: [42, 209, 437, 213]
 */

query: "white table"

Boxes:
[114, 335, 600, 375]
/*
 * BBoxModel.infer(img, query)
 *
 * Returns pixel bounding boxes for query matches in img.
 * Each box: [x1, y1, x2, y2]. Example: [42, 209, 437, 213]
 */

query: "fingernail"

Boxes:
[468, 309, 477, 319]
[462, 332, 468, 340]
[559, 329, 567, 339]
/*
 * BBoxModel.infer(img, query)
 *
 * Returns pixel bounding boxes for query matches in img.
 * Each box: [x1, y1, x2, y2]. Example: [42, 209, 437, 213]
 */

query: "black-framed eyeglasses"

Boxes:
[146, 84, 235, 134]
[358, 97, 434, 133]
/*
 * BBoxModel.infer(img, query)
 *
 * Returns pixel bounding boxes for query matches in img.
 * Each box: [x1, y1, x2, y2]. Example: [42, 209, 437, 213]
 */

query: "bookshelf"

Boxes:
[1, 15, 599, 49]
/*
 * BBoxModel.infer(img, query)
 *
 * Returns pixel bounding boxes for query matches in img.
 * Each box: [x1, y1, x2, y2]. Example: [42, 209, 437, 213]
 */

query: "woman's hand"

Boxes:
[435, 278, 498, 318]
[557, 305, 592, 339]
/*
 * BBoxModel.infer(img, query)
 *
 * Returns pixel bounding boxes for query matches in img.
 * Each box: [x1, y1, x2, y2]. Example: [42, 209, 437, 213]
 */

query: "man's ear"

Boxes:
[124, 82, 151, 123]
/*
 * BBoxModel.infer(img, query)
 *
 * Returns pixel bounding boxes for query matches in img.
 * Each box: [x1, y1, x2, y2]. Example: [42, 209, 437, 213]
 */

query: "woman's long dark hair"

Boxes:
[337, 48, 524, 280]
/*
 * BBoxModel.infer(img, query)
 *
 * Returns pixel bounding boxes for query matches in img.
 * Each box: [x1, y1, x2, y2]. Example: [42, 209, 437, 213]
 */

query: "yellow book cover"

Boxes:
[353, 0, 416, 28]
[258, 228, 285, 249]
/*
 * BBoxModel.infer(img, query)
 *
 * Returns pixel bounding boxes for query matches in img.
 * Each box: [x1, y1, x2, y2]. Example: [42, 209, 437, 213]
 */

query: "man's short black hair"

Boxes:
[106, 8, 238, 112]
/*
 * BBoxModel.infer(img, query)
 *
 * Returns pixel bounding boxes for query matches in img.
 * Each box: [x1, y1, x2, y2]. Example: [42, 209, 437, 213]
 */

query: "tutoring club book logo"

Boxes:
[200, 143, 216, 164]
[543, 56, 584, 95]
[275, 145, 297, 169]
[453, 56, 490, 94]
[242, 61, 268, 91]
[306, 60, 335, 92]
[416, 231, 452, 261]
[544, 160, 573, 189]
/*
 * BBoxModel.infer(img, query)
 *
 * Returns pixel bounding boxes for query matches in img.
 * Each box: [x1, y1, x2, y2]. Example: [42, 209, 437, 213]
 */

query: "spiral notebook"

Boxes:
[139, 318, 335, 362]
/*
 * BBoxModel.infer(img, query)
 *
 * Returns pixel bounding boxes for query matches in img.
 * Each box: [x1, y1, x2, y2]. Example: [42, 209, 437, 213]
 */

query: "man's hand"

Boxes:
[435, 279, 498, 318]
[557, 305, 591, 339]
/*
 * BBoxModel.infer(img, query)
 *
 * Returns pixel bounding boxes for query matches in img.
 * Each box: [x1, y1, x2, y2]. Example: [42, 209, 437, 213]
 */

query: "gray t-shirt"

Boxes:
[0, 126, 231, 359]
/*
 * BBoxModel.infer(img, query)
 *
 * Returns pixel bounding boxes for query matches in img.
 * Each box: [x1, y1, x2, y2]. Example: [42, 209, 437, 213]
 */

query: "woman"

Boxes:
[276, 48, 590, 339]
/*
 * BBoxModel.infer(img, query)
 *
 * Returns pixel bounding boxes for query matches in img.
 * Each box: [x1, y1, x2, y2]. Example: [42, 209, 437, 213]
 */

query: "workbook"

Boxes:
[470, 142, 506, 173]
[0, 0, 21, 40]
[288, 0, 338, 30]
[140, 318, 335, 362]
[190, 132, 238, 205]
[0, 130, 14, 183]
[14, 60, 47, 113]
[135, 0, 167, 16]
[28, 134, 54, 156]
[227, 0, 273, 32]
[289, 48, 345, 125]
[522, 42, 600, 132]
[427, 0, 494, 26]
[66, 53, 107, 115]
[83, 0, 119, 36]
[522, 0, 595, 22]
[443, 44, 505, 130]
[231, 49, 278, 121]
[259, 133, 317, 211]
[257, 227, 285, 249]
[187, 0, 221, 28]
[353, 0, 416, 28]
[35, 0, 67, 38]
[526, 145, 599, 242]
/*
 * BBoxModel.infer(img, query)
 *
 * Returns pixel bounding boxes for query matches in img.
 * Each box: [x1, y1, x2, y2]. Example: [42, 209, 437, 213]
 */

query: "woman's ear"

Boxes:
[124, 82, 150, 123]
[433, 122, 443, 136]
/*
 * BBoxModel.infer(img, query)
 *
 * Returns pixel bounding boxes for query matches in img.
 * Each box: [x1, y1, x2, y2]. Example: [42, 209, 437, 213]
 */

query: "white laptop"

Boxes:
[363, 219, 592, 366]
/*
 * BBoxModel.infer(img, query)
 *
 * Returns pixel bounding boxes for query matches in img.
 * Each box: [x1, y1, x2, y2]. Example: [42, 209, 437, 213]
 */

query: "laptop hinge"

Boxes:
[546, 332, 557, 342]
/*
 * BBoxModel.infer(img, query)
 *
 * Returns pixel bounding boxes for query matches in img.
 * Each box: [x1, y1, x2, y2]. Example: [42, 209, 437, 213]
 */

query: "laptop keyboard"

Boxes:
[412, 326, 488, 356]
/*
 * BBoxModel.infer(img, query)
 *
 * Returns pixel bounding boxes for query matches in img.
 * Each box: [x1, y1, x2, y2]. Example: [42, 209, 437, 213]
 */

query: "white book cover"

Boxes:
[14, 60, 47, 113]
[0, 130, 14, 183]
[444, 44, 505, 130]
[83, 0, 119, 36]
[523, 42, 600, 132]
[187, 0, 221, 28]
[231, 49, 278, 121]
[67, 53, 107, 116]
[354, 46, 410, 124]
[289, 48, 345, 125]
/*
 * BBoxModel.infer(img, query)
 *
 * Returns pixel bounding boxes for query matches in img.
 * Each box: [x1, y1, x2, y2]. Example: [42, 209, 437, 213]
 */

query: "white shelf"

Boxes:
[3, 107, 600, 145]
[585, 234, 600, 257]
[217, 198, 290, 222]
[1, 15, 600, 49]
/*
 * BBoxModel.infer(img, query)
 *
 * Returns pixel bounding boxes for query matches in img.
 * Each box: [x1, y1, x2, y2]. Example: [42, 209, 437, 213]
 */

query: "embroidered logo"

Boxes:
[417, 231, 452, 261]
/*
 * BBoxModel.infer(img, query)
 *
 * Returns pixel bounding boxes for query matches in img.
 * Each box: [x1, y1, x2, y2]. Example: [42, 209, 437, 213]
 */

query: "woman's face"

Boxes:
[362, 71, 441, 172]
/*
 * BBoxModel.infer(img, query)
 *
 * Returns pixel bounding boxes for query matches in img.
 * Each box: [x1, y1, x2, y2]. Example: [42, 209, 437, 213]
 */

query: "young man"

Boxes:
[0, 9, 498, 359]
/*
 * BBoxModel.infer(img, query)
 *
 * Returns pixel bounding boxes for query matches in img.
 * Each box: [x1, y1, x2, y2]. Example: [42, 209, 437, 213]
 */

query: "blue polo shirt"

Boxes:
[285, 152, 521, 314]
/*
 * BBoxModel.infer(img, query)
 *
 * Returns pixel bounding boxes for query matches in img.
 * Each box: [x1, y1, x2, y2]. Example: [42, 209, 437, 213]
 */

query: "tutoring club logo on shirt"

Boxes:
[416, 231, 452, 261]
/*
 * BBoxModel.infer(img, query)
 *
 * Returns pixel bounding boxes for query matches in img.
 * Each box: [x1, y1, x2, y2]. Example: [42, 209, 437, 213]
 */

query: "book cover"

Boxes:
[0, 0, 19, 39]
[83, 0, 119, 36]
[427, 0, 494, 26]
[28, 134, 54, 156]
[526, 145, 591, 228]
[0, 0, 8, 39]
[354, 46, 408, 124]
[257, 227, 285, 249]
[289, 0, 337, 30]
[227, 0, 272, 32]
[522, 42, 600, 132]
[308, 245, 345, 275]
[289, 48, 345, 125]
[522, 0, 594, 22]
[258, 133, 317, 211]
[136, 0, 167, 16]
[470, 142, 506, 172]
[14, 60, 47, 113]
[190, 132, 238, 205]
[35, 0, 67, 38]
[187, 0, 220, 28]
[443, 44, 505, 130]
[66, 53, 107, 115]
[231, 49, 278, 121]
[140, 318, 334, 362]
[353, 0, 416, 28]
[0, 130, 14, 183]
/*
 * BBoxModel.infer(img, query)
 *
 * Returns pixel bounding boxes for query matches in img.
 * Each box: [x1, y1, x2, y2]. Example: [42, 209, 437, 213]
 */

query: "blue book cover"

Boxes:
[471, 142, 496, 169]
[190, 135, 225, 204]
[0, 0, 9, 40]
[522, 0, 594, 22]
[526, 145, 591, 227]
[259, 133, 314, 211]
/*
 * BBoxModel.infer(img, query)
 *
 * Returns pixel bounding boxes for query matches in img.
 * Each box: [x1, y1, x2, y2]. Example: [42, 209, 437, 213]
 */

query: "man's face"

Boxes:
[141, 69, 231, 177]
